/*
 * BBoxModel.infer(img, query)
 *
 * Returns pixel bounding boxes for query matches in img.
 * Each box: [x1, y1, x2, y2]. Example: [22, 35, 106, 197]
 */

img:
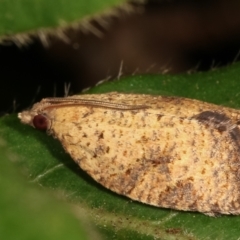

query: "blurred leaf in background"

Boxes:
[1, 0, 240, 113]
[0, 0, 127, 37]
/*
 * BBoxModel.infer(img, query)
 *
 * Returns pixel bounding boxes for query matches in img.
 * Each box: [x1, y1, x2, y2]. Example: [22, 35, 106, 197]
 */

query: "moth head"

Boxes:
[18, 100, 52, 131]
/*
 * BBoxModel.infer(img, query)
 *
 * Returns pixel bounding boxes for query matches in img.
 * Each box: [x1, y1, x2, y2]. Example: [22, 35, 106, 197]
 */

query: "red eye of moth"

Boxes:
[32, 114, 48, 131]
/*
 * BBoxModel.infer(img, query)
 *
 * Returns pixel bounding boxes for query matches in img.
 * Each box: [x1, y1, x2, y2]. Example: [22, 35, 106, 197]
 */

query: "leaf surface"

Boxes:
[0, 0, 126, 37]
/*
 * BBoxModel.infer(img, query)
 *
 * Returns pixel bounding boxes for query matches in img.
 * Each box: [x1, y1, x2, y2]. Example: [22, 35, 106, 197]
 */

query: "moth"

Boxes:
[18, 92, 240, 216]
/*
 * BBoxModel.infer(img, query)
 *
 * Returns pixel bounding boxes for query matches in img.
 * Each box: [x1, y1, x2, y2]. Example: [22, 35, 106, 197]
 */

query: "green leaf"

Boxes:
[0, 0, 127, 37]
[2, 63, 240, 239]
[0, 139, 101, 240]
[87, 62, 240, 108]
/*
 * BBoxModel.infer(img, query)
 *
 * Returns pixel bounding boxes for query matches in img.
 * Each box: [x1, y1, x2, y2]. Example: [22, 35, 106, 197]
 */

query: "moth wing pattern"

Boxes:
[48, 106, 240, 215]
[18, 92, 240, 215]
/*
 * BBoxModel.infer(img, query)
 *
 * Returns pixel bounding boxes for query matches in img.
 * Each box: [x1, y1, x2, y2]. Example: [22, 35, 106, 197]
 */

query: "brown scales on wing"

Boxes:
[18, 92, 240, 216]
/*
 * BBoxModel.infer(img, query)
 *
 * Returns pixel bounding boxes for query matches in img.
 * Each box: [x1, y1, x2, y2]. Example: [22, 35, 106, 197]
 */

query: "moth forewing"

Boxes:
[41, 97, 149, 111]
[18, 92, 240, 216]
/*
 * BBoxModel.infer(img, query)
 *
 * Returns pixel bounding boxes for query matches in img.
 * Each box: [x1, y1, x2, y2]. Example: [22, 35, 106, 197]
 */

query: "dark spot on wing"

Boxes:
[230, 127, 240, 145]
[193, 111, 230, 125]
[217, 125, 227, 132]
[99, 132, 104, 139]
[194, 112, 240, 154]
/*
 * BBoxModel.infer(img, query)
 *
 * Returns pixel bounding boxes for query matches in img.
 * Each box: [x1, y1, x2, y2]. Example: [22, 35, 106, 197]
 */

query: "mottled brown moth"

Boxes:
[18, 92, 240, 216]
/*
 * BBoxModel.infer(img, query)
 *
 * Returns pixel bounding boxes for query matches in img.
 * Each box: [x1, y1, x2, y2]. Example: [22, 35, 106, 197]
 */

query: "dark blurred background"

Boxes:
[1, 0, 240, 114]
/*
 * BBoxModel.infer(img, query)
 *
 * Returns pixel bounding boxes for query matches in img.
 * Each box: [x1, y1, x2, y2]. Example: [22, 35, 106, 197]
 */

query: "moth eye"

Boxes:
[32, 114, 49, 131]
